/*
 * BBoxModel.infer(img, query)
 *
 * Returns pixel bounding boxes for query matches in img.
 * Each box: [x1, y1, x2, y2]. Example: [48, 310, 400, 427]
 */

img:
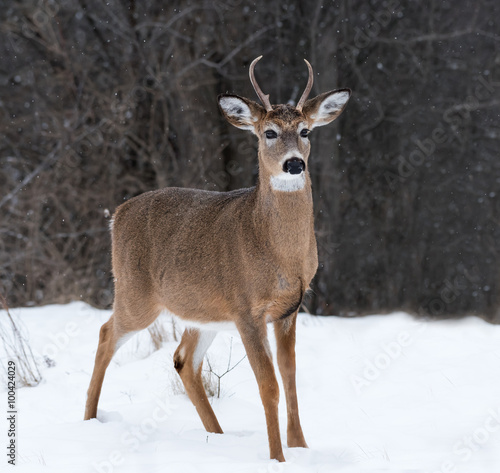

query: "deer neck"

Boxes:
[252, 159, 315, 261]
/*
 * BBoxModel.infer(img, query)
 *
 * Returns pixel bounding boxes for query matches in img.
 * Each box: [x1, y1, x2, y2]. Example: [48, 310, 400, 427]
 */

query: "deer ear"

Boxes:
[302, 88, 351, 129]
[218, 94, 265, 132]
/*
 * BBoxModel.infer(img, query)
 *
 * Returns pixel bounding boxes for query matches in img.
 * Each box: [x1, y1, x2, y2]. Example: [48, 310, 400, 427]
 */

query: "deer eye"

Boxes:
[300, 128, 310, 138]
[265, 130, 278, 139]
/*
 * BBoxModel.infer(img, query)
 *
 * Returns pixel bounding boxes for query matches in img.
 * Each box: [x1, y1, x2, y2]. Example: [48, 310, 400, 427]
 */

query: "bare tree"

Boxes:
[1, 0, 499, 320]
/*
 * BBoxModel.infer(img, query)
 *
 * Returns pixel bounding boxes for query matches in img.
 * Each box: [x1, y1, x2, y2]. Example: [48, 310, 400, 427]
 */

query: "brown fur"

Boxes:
[84, 62, 351, 462]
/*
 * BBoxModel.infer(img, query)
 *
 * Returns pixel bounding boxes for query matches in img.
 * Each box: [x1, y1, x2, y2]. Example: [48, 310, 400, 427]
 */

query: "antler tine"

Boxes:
[296, 59, 314, 111]
[249, 56, 273, 112]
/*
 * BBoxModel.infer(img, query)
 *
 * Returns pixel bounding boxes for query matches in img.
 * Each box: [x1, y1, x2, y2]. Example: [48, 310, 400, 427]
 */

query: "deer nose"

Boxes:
[283, 158, 306, 175]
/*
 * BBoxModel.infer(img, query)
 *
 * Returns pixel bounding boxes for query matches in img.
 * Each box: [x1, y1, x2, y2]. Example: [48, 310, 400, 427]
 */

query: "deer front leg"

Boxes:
[237, 321, 285, 462]
[274, 313, 308, 448]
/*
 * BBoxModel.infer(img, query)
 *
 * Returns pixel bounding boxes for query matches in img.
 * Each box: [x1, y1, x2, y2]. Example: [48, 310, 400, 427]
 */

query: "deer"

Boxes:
[84, 56, 351, 462]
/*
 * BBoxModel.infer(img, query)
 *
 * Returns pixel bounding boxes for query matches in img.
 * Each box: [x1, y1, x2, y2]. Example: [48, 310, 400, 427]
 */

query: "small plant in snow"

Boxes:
[204, 338, 246, 399]
[147, 319, 170, 351]
[0, 294, 41, 387]
[169, 337, 246, 399]
[146, 317, 181, 353]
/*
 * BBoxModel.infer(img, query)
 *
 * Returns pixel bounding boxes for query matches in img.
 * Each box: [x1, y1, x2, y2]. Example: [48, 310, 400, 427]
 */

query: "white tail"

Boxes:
[84, 56, 351, 462]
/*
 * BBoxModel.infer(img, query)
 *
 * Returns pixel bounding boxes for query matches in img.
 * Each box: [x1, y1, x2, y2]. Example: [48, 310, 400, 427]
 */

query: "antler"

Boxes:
[249, 56, 273, 112]
[296, 59, 314, 111]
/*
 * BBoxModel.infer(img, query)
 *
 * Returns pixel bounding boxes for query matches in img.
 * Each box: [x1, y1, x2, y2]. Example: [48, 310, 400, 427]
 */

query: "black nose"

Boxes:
[283, 158, 306, 175]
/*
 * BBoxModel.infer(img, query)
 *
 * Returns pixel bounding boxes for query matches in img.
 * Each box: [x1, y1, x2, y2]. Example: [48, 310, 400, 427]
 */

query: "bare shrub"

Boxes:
[169, 338, 245, 399]
[147, 320, 171, 352]
[0, 294, 41, 387]
[204, 338, 246, 399]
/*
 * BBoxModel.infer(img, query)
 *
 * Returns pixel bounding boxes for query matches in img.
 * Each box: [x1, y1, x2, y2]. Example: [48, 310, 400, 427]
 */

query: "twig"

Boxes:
[205, 338, 246, 398]
[0, 144, 61, 210]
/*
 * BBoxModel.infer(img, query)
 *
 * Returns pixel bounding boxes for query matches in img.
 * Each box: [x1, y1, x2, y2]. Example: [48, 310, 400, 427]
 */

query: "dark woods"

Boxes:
[1, 1, 499, 320]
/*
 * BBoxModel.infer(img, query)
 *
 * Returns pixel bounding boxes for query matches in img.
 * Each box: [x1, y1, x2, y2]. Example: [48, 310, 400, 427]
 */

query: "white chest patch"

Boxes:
[270, 172, 306, 192]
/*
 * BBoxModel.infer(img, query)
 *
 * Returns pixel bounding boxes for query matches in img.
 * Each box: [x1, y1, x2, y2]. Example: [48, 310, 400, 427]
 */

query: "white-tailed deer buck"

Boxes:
[84, 56, 350, 462]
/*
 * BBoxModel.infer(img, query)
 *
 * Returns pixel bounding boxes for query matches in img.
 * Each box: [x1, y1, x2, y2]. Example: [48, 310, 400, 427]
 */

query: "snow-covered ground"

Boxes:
[1, 302, 500, 472]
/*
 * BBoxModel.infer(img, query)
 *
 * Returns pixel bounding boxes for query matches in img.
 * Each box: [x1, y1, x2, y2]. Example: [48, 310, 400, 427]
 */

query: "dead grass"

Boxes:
[0, 294, 41, 387]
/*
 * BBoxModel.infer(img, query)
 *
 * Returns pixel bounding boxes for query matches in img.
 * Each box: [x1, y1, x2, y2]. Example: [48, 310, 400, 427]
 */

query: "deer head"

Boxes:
[218, 56, 351, 192]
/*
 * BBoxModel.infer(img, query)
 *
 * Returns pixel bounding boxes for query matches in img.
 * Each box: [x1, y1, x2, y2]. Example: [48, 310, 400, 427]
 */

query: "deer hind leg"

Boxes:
[237, 321, 285, 462]
[274, 312, 308, 448]
[84, 315, 121, 420]
[174, 328, 222, 433]
[84, 297, 161, 421]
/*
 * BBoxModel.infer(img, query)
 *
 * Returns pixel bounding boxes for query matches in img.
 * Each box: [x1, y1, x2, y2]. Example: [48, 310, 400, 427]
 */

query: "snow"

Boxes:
[2, 302, 500, 472]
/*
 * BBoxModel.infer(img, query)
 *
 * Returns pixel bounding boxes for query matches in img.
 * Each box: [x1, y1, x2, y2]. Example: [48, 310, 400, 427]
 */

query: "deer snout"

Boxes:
[283, 158, 306, 175]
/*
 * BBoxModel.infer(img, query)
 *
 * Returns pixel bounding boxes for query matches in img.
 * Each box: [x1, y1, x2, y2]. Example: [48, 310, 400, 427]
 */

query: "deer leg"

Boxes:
[274, 313, 308, 448]
[84, 298, 160, 421]
[84, 315, 121, 420]
[237, 321, 285, 462]
[174, 328, 222, 433]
